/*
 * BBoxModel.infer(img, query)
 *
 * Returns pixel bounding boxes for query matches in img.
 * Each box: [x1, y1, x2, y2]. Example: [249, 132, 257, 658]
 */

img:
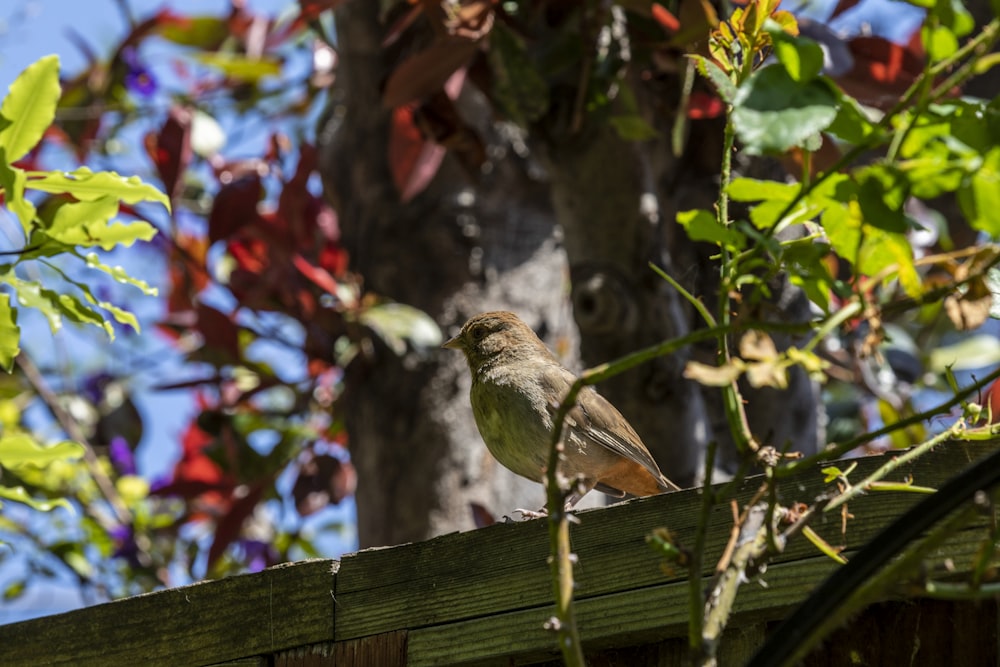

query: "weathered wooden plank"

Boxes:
[0, 558, 338, 667]
[334, 440, 996, 642]
[404, 524, 994, 666]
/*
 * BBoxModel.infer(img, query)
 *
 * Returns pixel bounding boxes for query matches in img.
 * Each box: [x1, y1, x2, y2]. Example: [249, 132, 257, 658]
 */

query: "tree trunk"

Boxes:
[321, 3, 822, 547]
[324, 2, 576, 547]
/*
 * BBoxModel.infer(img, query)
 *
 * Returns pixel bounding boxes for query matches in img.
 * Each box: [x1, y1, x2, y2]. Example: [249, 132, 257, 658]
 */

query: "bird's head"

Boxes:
[443, 311, 550, 371]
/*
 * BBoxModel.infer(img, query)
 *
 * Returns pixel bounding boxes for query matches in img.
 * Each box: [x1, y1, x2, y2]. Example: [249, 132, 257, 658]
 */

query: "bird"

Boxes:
[443, 311, 678, 508]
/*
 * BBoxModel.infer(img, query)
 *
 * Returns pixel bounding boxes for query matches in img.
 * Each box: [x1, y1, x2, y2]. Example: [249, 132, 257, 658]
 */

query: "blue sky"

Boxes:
[0, 0, 356, 625]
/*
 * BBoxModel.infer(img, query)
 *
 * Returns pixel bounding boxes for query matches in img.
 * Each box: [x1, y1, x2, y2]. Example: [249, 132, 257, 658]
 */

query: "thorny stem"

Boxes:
[688, 440, 717, 658]
[825, 422, 963, 513]
[545, 388, 586, 666]
[778, 365, 1000, 478]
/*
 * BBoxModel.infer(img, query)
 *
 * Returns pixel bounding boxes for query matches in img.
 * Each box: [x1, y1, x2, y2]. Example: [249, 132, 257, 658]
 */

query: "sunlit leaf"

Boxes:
[676, 209, 746, 249]
[802, 526, 848, 564]
[0, 293, 19, 372]
[360, 302, 443, 355]
[194, 53, 283, 82]
[767, 21, 824, 82]
[0, 485, 71, 512]
[958, 147, 1000, 237]
[732, 65, 838, 154]
[83, 253, 159, 296]
[0, 161, 36, 234]
[27, 168, 170, 211]
[0, 433, 83, 468]
[0, 55, 60, 162]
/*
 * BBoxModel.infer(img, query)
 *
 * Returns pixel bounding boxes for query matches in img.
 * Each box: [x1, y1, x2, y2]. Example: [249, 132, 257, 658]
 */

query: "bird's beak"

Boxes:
[442, 334, 463, 350]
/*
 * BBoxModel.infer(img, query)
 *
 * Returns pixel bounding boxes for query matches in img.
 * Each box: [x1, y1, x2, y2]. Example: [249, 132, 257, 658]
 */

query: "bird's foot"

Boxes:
[513, 507, 548, 520]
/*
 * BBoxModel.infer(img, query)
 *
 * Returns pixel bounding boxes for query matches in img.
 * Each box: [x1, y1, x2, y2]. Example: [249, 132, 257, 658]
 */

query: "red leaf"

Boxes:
[389, 105, 447, 202]
[837, 36, 926, 108]
[382, 35, 479, 109]
[144, 107, 192, 200]
[688, 90, 725, 119]
[829, 0, 862, 18]
[166, 232, 210, 316]
[652, 3, 680, 32]
[196, 303, 241, 360]
[209, 174, 263, 244]
[298, 0, 347, 20]
[293, 254, 339, 294]
[206, 483, 266, 570]
[985, 377, 1000, 424]
[293, 454, 357, 516]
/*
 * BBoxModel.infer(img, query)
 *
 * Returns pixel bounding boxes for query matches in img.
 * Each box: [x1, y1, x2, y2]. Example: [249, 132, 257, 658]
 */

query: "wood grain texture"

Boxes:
[1, 441, 997, 667]
[334, 440, 995, 646]
[0, 559, 337, 667]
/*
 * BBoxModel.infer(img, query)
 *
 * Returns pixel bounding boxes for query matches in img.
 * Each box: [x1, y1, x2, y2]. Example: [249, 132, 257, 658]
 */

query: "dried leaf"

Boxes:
[683, 359, 743, 386]
[739, 329, 778, 361]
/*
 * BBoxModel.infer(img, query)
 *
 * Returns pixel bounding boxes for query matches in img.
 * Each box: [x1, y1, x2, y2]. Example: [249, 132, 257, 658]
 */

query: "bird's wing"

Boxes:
[539, 366, 674, 491]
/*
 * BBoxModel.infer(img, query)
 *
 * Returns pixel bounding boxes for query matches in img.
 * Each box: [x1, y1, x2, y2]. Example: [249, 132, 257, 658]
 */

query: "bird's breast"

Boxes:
[469, 376, 551, 482]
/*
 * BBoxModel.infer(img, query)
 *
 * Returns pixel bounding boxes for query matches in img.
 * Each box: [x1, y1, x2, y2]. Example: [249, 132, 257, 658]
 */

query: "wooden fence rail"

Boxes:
[2, 440, 997, 666]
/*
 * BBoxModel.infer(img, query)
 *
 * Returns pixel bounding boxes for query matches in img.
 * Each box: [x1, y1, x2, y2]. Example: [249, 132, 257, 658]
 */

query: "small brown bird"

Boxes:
[444, 311, 678, 507]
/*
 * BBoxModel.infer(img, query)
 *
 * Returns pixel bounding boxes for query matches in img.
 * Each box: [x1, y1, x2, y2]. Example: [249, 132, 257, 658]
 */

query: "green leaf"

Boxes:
[194, 53, 283, 82]
[728, 178, 797, 201]
[360, 302, 443, 355]
[784, 239, 835, 311]
[0, 484, 71, 512]
[47, 196, 119, 239]
[26, 167, 170, 211]
[0, 275, 63, 332]
[690, 54, 737, 103]
[84, 253, 159, 296]
[767, 20, 824, 82]
[47, 291, 112, 336]
[922, 24, 959, 61]
[488, 24, 549, 126]
[0, 433, 83, 468]
[731, 65, 839, 154]
[44, 196, 158, 250]
[0, 293, 19, 372]
[0, 55, 61, 162]
[609, 115, 660, 141]
[676, 209, 746, 249]
[93, 298, 140, 334]
[958, 147, 1000, 237]
[0, 159, 36, 234]
[826, 94, 877, 144]
[156, 15, 229, 48]
[3, 580, 26, 601]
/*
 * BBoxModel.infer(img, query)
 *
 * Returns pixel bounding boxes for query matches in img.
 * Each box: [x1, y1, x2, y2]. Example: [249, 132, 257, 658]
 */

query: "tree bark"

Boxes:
[321, 3, 822, 547]
[324, 2, 577, 547]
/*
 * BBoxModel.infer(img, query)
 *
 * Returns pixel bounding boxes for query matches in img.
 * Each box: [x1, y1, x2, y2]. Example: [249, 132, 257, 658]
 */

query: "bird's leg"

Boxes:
[564, 476, 596, 509]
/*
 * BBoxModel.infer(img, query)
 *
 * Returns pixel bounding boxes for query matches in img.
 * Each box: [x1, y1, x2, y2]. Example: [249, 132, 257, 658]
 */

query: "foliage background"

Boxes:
[0, 0, 996, 642]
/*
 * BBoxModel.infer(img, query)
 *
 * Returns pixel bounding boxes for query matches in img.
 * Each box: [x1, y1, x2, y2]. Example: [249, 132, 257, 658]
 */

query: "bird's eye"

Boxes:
[470, 324, 487, 340]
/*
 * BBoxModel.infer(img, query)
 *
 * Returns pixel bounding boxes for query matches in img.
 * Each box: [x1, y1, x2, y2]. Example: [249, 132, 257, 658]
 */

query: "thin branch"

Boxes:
[16, 354, 132, 527]
[778, 365, 1000, 478]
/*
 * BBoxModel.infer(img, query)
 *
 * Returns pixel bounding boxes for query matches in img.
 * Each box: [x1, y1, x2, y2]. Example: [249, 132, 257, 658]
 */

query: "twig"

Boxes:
[16, 354, 132, 527]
